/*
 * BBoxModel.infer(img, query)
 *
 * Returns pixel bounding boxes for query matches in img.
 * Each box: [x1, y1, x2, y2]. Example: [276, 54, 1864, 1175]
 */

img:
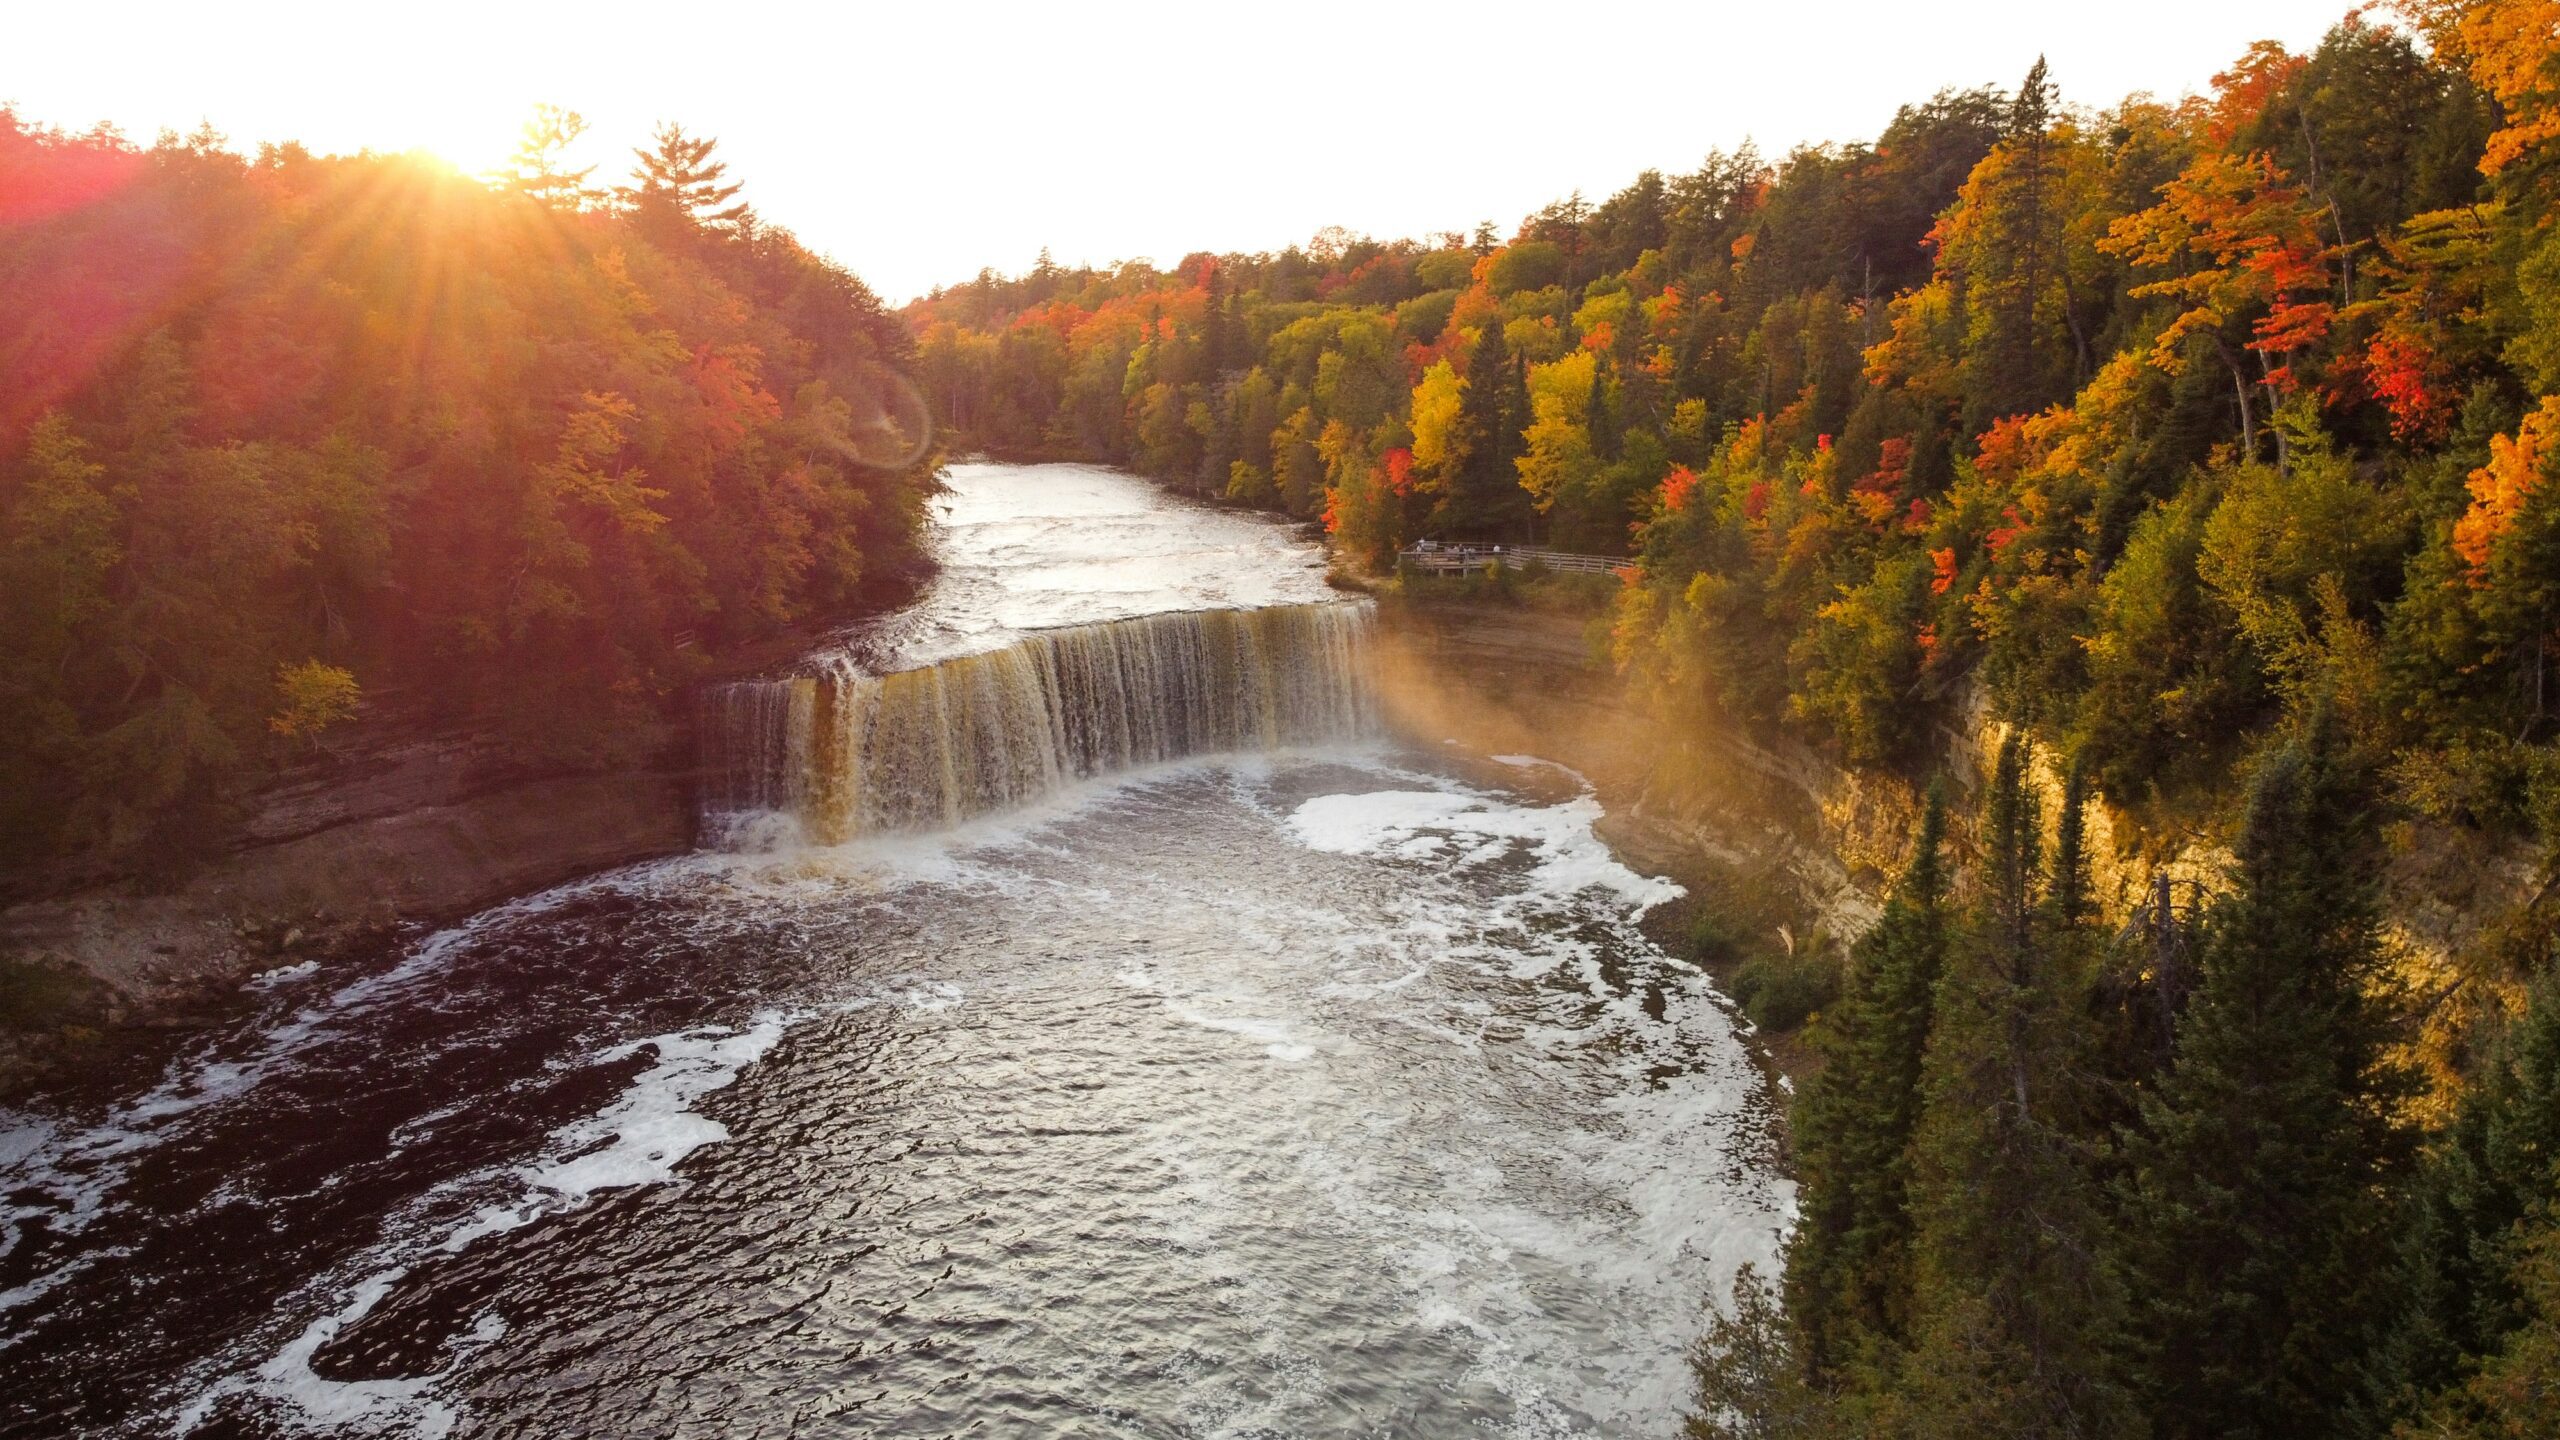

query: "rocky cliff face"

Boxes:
[0, 702, 697, 1095]
[1369, 597, 1891, 935]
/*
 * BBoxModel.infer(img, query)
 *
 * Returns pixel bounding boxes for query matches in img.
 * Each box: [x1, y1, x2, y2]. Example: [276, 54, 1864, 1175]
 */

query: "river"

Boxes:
[0, 462, 1791, 1438]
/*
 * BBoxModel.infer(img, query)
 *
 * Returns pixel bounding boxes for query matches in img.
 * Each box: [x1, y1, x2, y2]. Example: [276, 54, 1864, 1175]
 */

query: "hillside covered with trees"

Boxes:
[907, 2, 2560, 1434]
[908, 4, 2554, 845]
[0, 108, 935, 884]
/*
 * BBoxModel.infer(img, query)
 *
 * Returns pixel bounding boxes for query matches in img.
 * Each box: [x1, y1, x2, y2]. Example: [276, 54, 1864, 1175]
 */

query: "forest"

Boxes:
[0, 107, 937, 885]
[905, 3, 2560, 1435]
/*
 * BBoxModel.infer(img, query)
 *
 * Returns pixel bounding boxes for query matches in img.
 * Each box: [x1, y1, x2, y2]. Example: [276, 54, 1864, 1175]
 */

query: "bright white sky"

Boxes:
[16, 0, 2368, 303]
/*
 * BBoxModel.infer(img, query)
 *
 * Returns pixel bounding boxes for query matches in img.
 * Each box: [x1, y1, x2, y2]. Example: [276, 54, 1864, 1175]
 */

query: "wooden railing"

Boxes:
[1397, 543, 1628, 576]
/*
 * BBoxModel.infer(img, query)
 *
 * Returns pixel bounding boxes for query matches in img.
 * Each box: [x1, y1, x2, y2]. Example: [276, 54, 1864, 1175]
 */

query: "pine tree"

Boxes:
[624, 122, 748, 232]
[1496, 350, 1533, 523]
[1200, 262, 1237, 380]
[2363, 945, 2560, 1429]
[1988, 57, 2057, 425]
[2047, 755, 2091, 929]
[2403, 1213, 2560, 1438]
[1689, 1264, 1836, 1440]
[2116, 722, 2415, 1440]
[1785, 784, 1950, 1379]
[1436, 322, 1531, 538]
[498, 104, 596, 210]
[1945, 57, 2085, 434]
[1897, 737, 2135, 1439]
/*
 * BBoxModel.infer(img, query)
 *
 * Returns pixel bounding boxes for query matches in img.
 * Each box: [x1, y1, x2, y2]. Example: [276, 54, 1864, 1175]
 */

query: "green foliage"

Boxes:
[2365, 948, 2560, 1429]
[1729, 940, 1841, 1034]
[5, 14, 2549, 1424]
[2116, 725, 2415, 1439]
[1687, 1265, 1836, 1440]
[2072, 487, 2257, 800]
[2501, 225, 2560, 394]
[268, 661, 361, 745]
[1414, 249, 1475, 291]
[1785, 787, 1948, 1377]
[2198, 446, 2410, 689]
[1440, 322, 1532, 538]
[1790, 550, 1932, 767]
[1899, 738, 2136, 1438]
[2401, 1214, 2560, 1438]
[1395, 288, 1459, 343]
[907, 16, 2558, 857]
[1487, 241, 1567, 296]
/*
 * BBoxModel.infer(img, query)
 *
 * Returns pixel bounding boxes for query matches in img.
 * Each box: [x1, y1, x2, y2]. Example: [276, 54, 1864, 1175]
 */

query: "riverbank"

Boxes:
[1359, 580, 1861, 1085]
[0, 708, 696, 1099]
[0, 610, 879, 1100]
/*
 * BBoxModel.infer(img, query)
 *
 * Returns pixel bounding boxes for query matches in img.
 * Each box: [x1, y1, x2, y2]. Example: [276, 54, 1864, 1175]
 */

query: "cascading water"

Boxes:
[703, 601, 1377, 843]
[1, 465, 1788, 1439]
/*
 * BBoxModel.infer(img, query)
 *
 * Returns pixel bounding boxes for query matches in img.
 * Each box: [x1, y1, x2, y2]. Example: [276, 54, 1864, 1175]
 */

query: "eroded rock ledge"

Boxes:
[0, 707, 695, 1097]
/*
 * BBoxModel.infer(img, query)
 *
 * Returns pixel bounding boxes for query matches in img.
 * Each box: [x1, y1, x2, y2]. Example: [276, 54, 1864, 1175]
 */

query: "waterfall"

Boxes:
[701, 601, 1376, 844]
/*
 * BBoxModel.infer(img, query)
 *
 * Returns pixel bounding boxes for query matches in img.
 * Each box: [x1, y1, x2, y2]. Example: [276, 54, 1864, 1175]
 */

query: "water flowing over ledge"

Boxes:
[701, 600, 1377, 843]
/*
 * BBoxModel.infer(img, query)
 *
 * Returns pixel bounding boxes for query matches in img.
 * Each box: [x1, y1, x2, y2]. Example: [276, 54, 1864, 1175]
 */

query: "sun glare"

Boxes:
[406, 114, 532, 180]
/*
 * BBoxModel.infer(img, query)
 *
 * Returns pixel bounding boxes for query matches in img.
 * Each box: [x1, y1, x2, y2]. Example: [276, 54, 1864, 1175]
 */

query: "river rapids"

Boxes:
[0, 463, 1790, 1438]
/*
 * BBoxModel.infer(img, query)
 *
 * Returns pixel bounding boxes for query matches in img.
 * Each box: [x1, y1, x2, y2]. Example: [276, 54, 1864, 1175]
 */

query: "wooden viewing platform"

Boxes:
[1396, 542, 1628, 577]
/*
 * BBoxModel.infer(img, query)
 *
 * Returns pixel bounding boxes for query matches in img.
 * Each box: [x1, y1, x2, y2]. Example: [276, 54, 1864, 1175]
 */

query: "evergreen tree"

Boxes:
[1942, 56, 2088, 434]
[1689, 1264, 1836, 1440]
[1596, 168, 1671, 275]
[498, 104, 597, 210]
[1988, 57, 2057, 425]
[1898, 737, 2135, 1439]
[2363, 945, 2560, 1429]
[2116, 722, 2415, 1440]
[1199, 262, 1237, 379]
[1785, 784, 1950, 1378]
[2046, 755, 2091, 929]
[624, 122, 748, 231]
[2402, 1211, 2560, 1438]
[1436, 322, 1530, 538]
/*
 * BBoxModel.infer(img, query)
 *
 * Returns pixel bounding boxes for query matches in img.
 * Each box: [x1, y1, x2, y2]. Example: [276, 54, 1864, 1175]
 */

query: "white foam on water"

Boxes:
[245, 960, 320, 989]
[685, 751, 1264, 887]
[171, 1010, 801, 1437]
[442, 1017, 793, 1253]
[34, 743, 1785, 1439]
[1170, 1007, 1316, 1063]
[216, 1270, 455, 1439]
[1041, 808, 1778, 1436]
[0, 870, 646, 1306]
[880, 979, 965, 1014]
[0, 1240, 131, 1328]
[1246, 756, 1787, 1433]
[1285, 784, 1681, 915]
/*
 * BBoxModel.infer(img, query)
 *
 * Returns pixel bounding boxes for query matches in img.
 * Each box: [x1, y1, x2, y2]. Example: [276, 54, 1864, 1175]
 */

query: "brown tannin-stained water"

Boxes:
[0, 464, 1791, 1438]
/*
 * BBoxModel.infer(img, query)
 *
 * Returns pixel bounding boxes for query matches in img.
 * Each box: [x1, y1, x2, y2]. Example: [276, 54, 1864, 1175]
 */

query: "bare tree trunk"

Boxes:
[2259, 350, 2292, 473]
[2296, 103, 2354, 302]
[2213, 335, 2257, 463]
